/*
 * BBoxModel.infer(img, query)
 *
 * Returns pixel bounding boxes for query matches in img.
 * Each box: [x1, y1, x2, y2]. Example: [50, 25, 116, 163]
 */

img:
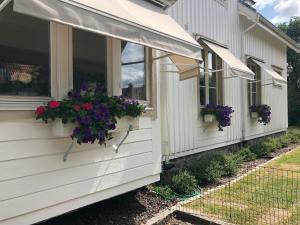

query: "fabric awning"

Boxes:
[251, 59, 287, 86]
[201, 40, 255, 80]
[13, 0, 202, 61]
[168, 55, 200, 81]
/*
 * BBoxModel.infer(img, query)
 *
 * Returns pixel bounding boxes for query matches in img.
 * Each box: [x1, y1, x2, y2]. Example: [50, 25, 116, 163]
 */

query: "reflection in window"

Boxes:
[247, 62, 261, 106]
[0, 2, 50, 96]
[73, 29, 106, 90]
[121, 41, 146, 100]
[200, 50, 223, 106]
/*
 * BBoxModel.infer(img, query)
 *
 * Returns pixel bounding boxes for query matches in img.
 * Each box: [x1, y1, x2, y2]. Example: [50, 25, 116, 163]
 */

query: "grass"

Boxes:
[184, 146, 300, 225]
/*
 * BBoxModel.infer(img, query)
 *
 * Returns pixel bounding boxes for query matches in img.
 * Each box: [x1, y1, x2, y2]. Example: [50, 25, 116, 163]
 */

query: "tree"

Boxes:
[278, 17, 300, 126]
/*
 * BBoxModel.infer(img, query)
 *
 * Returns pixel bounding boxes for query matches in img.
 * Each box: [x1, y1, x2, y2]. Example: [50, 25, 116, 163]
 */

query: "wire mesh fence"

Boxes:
[177, 165, 300, 225]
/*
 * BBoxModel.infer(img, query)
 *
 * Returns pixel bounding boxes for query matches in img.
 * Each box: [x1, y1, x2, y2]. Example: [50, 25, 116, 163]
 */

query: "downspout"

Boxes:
[240, 13, 260, 141]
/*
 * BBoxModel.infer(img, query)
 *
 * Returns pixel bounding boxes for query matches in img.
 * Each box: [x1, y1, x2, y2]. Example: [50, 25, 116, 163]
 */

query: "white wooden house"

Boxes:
[162, 0, 300, 159]
[0, 0, 299, 225]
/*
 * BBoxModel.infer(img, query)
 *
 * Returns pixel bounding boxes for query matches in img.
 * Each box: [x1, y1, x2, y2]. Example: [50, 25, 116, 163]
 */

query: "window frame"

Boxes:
[247, 60, 262, 106]
[0, 18, 54, 110]
[120, 42, 152, 105]
[198, 47, 224, 108]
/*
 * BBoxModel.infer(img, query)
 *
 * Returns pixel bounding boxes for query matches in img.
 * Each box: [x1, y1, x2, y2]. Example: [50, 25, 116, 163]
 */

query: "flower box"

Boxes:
[115, 116, 139, 132]
[52, 119, 75, 137]
[251, 112, 258, 119]
[203, 114, 215, 123]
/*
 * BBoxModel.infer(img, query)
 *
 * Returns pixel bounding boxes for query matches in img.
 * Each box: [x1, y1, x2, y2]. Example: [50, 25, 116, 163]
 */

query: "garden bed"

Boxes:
[37, 188, 177, 225]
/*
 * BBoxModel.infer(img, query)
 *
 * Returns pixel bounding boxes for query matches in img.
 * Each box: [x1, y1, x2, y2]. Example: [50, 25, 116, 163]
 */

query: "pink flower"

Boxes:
[49, 100, 60, 109]
[73, 105, 81, 112]
[35, 106, 45, 116]
[82, 103, 93, 111]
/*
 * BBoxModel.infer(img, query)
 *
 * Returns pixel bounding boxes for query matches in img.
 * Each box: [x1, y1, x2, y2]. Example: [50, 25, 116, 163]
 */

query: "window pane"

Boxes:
[122, 63, 146, 100]
[122, 42, 144, 64]
[252, 93, 257, 105]
[209, 88, 217, 105]
[200, 87, 206, 106]
[121, 41, 146, 100]
[73, 29, 106, 90]
[0, 3, 50, 96]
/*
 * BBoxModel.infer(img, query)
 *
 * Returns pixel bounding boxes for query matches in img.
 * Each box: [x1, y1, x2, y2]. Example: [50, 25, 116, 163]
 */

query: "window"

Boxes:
[199, 50, 223, 106]
[247, 61, 261, 106]
[73, 29, 106, 90]
[0, 2, 50, 97]
[121, 41, 147, 101]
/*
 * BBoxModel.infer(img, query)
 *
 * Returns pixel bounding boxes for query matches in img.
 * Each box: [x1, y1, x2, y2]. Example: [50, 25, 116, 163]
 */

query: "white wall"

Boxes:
[163, 0, 288, 159]
[0, 22, 161, 225]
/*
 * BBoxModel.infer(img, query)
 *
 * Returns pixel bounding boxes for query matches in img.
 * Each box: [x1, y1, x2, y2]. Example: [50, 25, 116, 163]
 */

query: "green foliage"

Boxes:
[278, 17, 300, 126]
[238, 147, 257, 162]
[221, 153, 242, 177]
[249, 142, 271, 158]
[152, 185, 175, 200]
[171, 170, 199, 196]
[287, 130, 300, 144]
[189, 153, 224, 185]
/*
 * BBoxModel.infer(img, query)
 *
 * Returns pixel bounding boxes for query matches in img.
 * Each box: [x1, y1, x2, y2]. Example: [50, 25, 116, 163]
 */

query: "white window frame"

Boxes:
[247, 60, 262, 106]
[0, 21, 155, 116]
[198, 47, 224, 108]
[0, 21, 55, 110]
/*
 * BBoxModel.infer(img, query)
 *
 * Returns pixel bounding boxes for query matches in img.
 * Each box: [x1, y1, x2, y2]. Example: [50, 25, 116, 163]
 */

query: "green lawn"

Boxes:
[184, 146, 300, 225]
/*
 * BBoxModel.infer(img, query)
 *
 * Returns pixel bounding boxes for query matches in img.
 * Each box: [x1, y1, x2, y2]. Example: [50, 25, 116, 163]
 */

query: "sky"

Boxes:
[254, 0, 300, 24]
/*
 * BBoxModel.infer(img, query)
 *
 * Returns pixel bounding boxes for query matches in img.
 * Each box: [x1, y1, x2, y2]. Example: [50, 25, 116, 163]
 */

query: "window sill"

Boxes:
[0, 96, 52, 111]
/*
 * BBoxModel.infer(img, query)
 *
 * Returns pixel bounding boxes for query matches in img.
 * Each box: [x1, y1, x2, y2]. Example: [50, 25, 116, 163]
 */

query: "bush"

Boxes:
[263, 138, 282, 152]
[188, 153, 224, 185]
[219, 153, 241, 177]
[152, 185, 175, 200]
[277, 135, 291, 148]
[249, 142, 271, 158]
[238, 147, 257, 162]
[171, 170, 199, 196]
[286, 130, 300, 144]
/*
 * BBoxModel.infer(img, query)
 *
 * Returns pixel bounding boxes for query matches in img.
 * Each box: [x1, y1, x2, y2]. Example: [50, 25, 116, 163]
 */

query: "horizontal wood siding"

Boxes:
[0, 111, 159, 224]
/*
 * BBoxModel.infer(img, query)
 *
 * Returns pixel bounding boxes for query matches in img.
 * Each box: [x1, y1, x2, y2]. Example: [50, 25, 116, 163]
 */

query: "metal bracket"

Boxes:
[113, 125, 133, 153]
[63, 140, 75, 162]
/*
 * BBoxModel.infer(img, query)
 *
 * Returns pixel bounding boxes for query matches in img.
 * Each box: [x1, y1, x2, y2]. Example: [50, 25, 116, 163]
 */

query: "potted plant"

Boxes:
[35, 83, 145, 145]
[250, 104, 271, 125]
[201, 104, 234, 131]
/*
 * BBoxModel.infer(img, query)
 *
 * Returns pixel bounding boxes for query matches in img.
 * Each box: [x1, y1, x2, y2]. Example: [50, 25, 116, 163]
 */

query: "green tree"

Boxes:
[278, 17, 300, 126]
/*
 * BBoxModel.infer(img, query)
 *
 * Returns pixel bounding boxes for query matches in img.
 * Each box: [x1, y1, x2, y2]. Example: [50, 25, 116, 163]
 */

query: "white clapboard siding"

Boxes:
[163, 0, 288, 159]
[0, 164, 154, 221]
[0, 151, 153, 201]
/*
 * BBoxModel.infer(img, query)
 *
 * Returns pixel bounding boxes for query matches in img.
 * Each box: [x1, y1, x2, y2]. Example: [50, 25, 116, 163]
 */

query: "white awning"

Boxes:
[202, 40, 255, 80]
[12, 0, 202, 61]
[168, 55, 200, 81]
[251, 59, 287, 86]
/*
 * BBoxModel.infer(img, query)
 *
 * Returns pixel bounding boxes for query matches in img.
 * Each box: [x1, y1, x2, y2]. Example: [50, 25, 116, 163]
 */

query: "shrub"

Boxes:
[249, 142, 271, 158]
[189, 153, 224, 185]
[219, 153, 241, 177]
[287, 130, 300, 144]
[277, 135, 291, 148]
[263, 137, 282, 152]
[238, 147, 257, 162]
[171, 170, 199, 196]
[152, 185, 175, 200]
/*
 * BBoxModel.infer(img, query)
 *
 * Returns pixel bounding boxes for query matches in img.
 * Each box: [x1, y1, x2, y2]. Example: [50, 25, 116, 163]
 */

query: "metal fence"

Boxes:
[177, 165, 300, 225]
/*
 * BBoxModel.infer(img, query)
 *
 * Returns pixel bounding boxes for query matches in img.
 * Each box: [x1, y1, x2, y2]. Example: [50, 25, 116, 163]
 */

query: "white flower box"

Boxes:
[203, 114, 215, 123]
[51, 117, 140, 137]
[115, 116, 139, 132]
[251, 112, 258, 119]
[52, 119, 75, 137]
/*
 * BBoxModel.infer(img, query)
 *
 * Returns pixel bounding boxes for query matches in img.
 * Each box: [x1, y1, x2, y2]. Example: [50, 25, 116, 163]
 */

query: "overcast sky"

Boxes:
[254, 0, 300, 24]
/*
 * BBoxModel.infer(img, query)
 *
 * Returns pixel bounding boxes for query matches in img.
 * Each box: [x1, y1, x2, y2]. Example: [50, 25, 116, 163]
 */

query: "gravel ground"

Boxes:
[37, 188, 177, 225]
